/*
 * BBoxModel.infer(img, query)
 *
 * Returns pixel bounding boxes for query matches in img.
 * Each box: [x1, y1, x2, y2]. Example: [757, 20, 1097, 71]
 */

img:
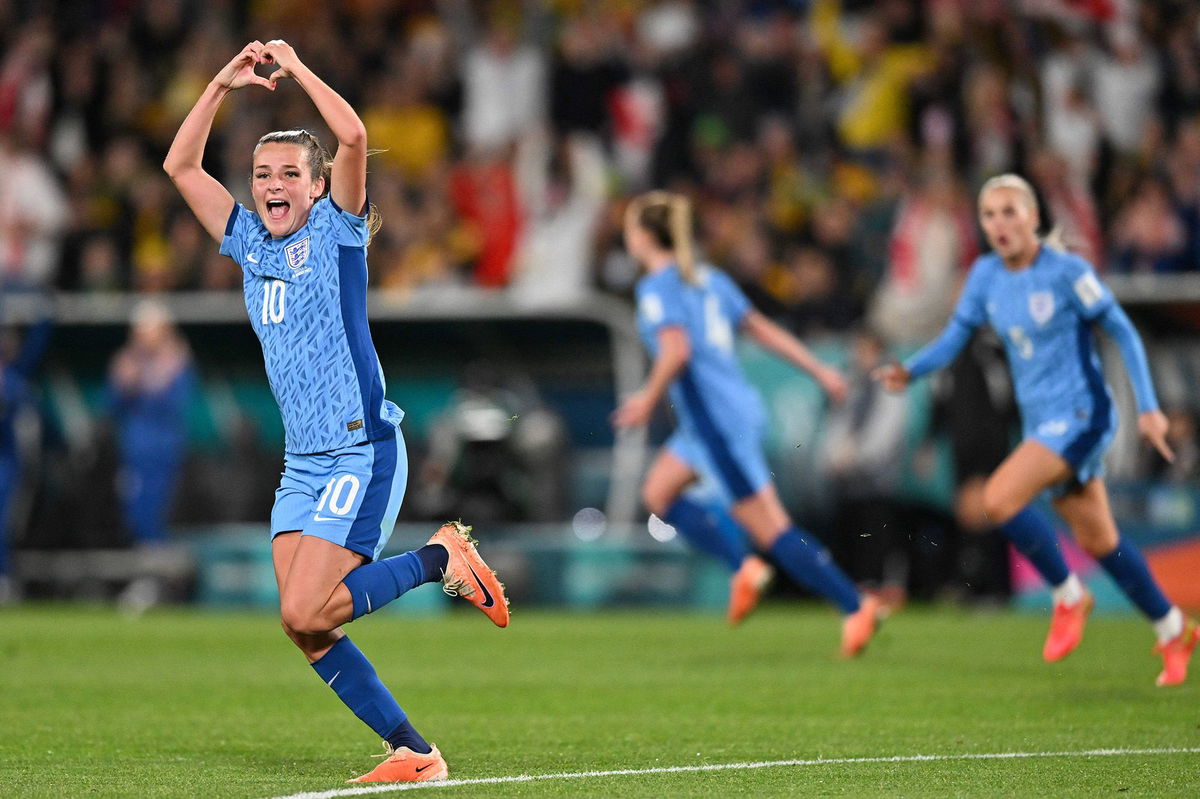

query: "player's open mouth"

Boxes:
[267, 199, 290, 221]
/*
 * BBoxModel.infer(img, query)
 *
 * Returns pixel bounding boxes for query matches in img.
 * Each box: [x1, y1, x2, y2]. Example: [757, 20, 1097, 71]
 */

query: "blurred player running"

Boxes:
[614, 191, 882, 655]
[164, 40, 508, 783]
[876, 174, 1196, 686]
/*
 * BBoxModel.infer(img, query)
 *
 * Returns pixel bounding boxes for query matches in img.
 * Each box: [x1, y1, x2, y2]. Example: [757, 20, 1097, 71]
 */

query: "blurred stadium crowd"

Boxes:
[3, 0, 1200, 604]
[3, 0, 1200, 307]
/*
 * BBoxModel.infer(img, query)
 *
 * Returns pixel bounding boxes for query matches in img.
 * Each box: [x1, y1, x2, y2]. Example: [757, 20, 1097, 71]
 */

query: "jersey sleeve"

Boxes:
[217, 203, 259, 265]
[636, 276, 687, 337]
[1060, 254, 1114, 321]
[903, 259, 988, 379]
[326, 195, 371, 247]
[712, 269, 753, 325]
[950, 257, 990, 327]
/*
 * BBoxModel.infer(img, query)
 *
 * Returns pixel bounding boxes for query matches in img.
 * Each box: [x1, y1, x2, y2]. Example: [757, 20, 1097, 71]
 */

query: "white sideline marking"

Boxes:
[269, 746, 1200, 798]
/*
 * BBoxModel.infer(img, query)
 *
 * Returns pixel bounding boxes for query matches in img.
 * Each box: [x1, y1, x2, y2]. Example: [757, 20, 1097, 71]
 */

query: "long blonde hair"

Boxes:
[978, 172, 1066, 251]
[626, 190, 698, 284]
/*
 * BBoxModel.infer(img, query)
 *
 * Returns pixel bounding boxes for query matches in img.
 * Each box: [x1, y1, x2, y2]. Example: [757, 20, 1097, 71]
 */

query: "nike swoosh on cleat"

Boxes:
[466, 562, 495, 609]
[414, 764, 433, 773]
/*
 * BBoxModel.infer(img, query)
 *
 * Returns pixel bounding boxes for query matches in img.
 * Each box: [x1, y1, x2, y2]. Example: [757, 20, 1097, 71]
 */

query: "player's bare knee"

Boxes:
[1071, 523, 1117, 558]
[642, 485, 669, 517]
[981, 484, 1018, 525]
[280, 600, 333, 637]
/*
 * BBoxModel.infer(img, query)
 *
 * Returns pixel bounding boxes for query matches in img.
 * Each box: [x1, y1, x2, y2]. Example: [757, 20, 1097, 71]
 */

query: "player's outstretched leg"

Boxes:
[663, 497, 748, 572]
[1096, 536, 1197, 686]
[1043, 574, 1094, 662]
[428, 521, 510, 627]
[349, 742, 449, 783]
[1154, 616, 1199, 687]
[996, 505, 1092, 661]
[728, 554, 774, 626]
[840, 593, 882, 658]
[766, 526, 880, 656]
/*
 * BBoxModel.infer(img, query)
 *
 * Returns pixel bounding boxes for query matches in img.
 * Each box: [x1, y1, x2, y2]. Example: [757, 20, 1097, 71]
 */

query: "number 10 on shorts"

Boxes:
[314, 474, 361, 519]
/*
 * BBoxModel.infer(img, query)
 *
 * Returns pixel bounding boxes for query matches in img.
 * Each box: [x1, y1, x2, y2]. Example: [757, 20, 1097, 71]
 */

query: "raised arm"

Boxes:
[164, 42, 272, 242]
[741, 310, 847, 402]
[612, 327, 691, 428]
[261, 40, 367, 215]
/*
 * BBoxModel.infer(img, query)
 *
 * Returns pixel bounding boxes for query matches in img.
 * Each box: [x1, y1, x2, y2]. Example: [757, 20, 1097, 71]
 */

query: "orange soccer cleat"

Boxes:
[728, 556, 773, 626]
[428, 521, 510, 627]
[349, 742, 448, 783]
[1154, 619, 1199, 687]
[1042, 591, 1094, 662]
[840, 593, 882, 658]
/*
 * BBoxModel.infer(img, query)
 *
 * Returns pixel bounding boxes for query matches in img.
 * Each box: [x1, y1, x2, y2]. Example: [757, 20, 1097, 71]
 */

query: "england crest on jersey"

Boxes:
[285, 237, 310, 270]
[1028, 291, 1054, 326]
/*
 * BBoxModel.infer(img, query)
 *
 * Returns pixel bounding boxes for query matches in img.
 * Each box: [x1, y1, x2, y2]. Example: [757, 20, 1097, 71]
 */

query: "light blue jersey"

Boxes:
[952, 247, 1115, 428]
[636, 263, 769, 499]
[906, 245, 1159, 482]
[220, 197, 403, 454]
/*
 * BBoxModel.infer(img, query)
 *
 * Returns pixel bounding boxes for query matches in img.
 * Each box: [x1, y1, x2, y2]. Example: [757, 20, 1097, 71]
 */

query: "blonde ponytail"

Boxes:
[1041, 224, 1067, 252]
[627, 190, 700, 285]
[667, 194, 697, 285]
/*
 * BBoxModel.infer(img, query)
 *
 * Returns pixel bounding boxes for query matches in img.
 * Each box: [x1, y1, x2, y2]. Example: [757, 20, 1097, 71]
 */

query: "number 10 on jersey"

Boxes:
[262, 279, 286, 325]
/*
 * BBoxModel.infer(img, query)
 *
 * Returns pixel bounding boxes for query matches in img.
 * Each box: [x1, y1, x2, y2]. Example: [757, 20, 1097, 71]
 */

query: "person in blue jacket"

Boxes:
[0, 301, 52, 602]
[614, 190, 882, 657]
[876, 173, 1196, 686]
[109, 300, 194, 547]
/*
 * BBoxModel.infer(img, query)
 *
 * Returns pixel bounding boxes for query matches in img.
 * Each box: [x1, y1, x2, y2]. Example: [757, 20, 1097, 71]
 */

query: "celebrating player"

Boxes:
[164, 40, 509, 782]
[614, 191, 882, 655]
[876, 173, 1197, 686]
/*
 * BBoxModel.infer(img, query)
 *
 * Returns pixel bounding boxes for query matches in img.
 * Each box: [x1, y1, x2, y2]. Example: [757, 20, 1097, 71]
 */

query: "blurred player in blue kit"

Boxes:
[614, 191, 883, 656]
[0, 300, 51, 603]
[165, 40, 509, 783]
[876, 174, 1197, 686]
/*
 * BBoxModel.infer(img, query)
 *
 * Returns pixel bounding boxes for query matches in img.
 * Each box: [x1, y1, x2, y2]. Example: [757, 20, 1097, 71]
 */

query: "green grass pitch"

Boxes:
[1, 603, 1197, 797]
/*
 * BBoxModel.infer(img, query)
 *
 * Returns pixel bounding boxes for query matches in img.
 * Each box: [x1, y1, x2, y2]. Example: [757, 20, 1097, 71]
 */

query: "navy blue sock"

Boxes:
[1098, 537, 1172, 621]
[664, 497, 748, 572]
[998, 506, 1070, 587]
[311, 636, 431, 754]
[770, 528, 860, 614]
[385, 718, 432, 755]
[342, 546, 445, 621]
[416, 543, 449, 582]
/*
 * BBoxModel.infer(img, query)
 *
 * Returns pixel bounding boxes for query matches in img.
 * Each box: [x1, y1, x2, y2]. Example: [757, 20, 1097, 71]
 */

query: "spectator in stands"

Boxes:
[820, 327, 909, 608]
[1110, 175, 1194, 274]
[868, 162, 978, 346]
[460, 7, 546, 154]
[0, 297, 52, 603]
[108, 300, 194, 547]
[0, 132, 67, 288]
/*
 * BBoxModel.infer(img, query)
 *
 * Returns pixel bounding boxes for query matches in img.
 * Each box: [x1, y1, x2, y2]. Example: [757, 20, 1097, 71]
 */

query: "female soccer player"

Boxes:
[164, 41, 509, 782]
[876, 174, 1197, 686]
[614, 191, 882, 655]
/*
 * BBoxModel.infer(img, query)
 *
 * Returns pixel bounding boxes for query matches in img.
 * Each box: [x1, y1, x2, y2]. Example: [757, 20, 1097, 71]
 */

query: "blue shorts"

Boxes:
[1027, 404, 1117, 495]
[271, 427, 407, 561]
[667, 423, 771, 505]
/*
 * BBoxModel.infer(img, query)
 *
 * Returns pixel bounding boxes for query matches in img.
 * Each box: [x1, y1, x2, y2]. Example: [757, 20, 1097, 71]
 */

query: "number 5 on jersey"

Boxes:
[262, 279, 286, 325]
[314, 474, 361, 521]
